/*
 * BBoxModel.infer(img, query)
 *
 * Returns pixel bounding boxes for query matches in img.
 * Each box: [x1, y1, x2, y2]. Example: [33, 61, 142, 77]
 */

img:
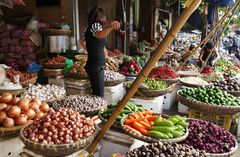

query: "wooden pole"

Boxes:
[200, 0, 240, 71]
[87, 0, 202, 154]
[177, 0, 240, 71]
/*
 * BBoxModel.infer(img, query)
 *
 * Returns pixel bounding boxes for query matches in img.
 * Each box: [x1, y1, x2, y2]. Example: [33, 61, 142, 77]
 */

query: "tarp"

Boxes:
[207, 0, 233, 24]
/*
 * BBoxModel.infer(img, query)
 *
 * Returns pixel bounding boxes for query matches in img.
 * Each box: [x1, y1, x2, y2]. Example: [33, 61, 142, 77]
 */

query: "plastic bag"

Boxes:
[26, 62, 42, 73]
[63, 59, 73, 73]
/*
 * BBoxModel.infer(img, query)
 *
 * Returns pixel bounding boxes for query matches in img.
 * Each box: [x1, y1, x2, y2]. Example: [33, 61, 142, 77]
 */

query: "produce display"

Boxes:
[179, 86, 240, 106]
[214, 58, 240, 76]
[123, 111, 156, 135]
[212, 78, 240, 92]
[0, 92, 50, 128]
[126, 78, 168, 90]
[132, 55, 148, 68]
[21, 84, 66, 102]
[201, 66, 213, 74]
[183, 119, 236, 154]
[6, 68, 36, 83]
[53, 95, 107, 113]
[68, 56, 87, 76]
[104, 70, 125, 82]
[100, 102, 145, 125]
[44, 55, 66, 65]
[149, 115, 187, 139]
[126, 142, 207, 157]
[120, 56, 141, 75]
[149, 66, 179, 80]
[107, 49, 123, 57]
[201, 73, 223, 82]
[22, 108, 96, 144]
[179, 77, 210, 86]
[105, 57, 119, 71]
[178, 64, 199, 73]
[123, 111, 187, 139]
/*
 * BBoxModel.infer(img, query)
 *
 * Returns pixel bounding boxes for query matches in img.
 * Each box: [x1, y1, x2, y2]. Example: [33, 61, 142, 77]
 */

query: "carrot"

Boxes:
[147, 115, 158, 122]
[138, 112, 144, 118]
[129, 115, 135, 120]
[150, 121, 154, 126]
[139, 121, 151, 130]
[142, 110, 154, 115]
[133, 121, 147, 130]
[138, 128, 148, 135]
[144, 118, 150, 124]
[124, 125, 141, 135]
[129, 113, 140, 119]
[124, 119, 135, 125]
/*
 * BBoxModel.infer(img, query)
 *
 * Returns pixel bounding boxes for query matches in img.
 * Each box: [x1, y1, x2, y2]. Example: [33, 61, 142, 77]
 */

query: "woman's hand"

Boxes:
[111, 21, 121, 30]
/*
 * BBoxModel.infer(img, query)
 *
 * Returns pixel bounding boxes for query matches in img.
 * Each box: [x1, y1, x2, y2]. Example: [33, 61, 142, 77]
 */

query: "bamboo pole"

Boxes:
[177, 0, 240, 71]
[200, 0, 240, 71]
[86, 0, 202, 154]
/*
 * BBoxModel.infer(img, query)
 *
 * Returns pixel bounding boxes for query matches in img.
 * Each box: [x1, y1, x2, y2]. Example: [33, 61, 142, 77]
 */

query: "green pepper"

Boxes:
[150, 126, 175, 133]
[171, 130, 184, 138]
[167, 117, 179, 124]
[176, 119, 188, 128]
[155, 119, 174, 127]
[148, 131, 169, 139]
[154, 117, 162, 125]
[166, 132, 173, 138]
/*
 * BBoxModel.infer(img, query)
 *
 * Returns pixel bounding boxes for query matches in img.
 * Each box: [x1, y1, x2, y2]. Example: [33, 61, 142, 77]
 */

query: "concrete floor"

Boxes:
[163, 103, 240, 157]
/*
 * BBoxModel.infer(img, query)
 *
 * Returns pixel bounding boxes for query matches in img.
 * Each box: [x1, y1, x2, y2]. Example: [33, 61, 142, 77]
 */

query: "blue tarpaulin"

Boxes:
[207, 0, 233, 24]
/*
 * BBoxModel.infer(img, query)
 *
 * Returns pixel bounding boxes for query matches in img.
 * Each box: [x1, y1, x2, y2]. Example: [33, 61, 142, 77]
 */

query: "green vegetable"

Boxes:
[171, 130, 184, 138]
[151, 126, 175, 133]
[148, 131, 169, 139]
[155, 119, 174, 127]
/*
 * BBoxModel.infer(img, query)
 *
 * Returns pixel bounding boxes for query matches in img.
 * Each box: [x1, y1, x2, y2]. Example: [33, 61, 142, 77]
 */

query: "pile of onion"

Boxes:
[22, 108, 96, 145]
[0, 93, 50, 128]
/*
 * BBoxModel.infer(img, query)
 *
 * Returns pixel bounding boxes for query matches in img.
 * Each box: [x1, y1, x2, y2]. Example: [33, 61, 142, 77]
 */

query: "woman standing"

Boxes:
[199, 42, 220, 66]
[84, 5, 120, 97]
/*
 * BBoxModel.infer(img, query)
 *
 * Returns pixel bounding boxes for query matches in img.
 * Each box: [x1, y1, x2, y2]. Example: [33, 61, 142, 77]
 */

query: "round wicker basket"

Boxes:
[121, 114, 189, 143]
[19, 122, 97, 157]
[40, 29, 72, 36]
[0, 125, 26, 138]
[52, 96, 108, 117]
[42, 63, 65, 69]
[177, 91, 240, 115]
[104, 78, 125, 87]
[0, 88, 26, 96]
[20, 76, 38, 87]
[137, 84, 176, 97]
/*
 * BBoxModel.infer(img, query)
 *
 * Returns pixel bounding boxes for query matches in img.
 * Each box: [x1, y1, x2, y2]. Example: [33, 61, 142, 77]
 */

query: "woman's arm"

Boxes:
[212, 48, 220, 65]
[95, 21, 120, 38]
[199, 49, 204, 62]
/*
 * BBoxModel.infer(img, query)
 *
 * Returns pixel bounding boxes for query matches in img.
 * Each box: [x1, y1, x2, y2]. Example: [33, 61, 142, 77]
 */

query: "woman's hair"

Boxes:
[205, 41, 214, 49]
[189, 44, 195, 51]
[88, 5, 107, 26]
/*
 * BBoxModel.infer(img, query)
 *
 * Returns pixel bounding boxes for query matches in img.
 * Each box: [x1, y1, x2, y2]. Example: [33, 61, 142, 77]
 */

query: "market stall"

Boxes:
[0, 0, 240, 157]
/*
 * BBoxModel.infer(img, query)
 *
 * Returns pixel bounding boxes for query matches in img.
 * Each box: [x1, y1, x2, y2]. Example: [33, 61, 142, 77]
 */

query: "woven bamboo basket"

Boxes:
[20, 76, 38, 87]
[187, 119, 238, 157]
[0, 87, 26, 96]
[179, 79, 211, 88]
[137, 84, 176, 97]
[52, 97, 108, 117]
[40, 29, 72, 36]
[42, 63, 65, 69]
[104, 78, 125, 87]
[177, 91, 240, 115]
[228, 91, 240, 97]
[121, 114, 189, 143]
[19, 122, 97, 157]
[0, 125, 26, 137]
[178, 71, 199, 78]
[67, 72, 89, 79]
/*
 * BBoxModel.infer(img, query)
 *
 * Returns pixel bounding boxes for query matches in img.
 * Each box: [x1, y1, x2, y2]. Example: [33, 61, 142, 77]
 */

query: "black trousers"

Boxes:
[86, 66, 104, 97]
